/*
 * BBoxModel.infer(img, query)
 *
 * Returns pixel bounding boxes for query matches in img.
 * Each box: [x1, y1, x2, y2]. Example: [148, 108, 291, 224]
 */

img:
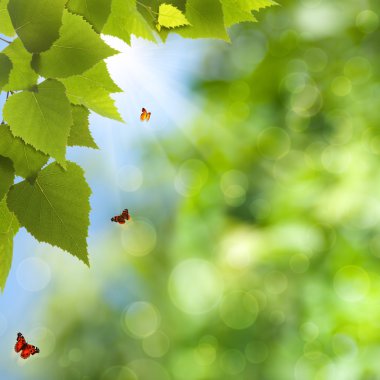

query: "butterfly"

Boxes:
[140, 107, 151, 122]
[111, 209, 131, 224]
[14, 332, 40, 359]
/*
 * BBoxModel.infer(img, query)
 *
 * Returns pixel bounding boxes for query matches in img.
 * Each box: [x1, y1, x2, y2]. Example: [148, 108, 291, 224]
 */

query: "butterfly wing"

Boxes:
[15, 333, 26, 353]
[117, 215, 125, 224]
[146, 112, 151, 121]
[140, 108, 147, 121]
[121, 209, 130, 220]
[20, 344, 39, 359]
[112, 213, 127, 223]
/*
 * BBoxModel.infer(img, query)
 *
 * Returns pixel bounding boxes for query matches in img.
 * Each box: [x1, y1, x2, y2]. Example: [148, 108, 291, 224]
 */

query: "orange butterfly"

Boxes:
[140, 107, 151, 122]
[111, 209, 131, 224]
[15, 332, 40, 359]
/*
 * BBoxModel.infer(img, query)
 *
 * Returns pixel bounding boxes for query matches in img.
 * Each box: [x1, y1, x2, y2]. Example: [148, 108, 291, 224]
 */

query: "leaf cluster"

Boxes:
[0, 0, 276, 291]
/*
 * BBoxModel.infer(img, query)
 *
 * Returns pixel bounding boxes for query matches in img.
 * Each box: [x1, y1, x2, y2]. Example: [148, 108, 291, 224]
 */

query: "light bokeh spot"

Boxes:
[299, 322, 319, 342]
[245, 341, 269, 364]
[344, 56, 372, 84]
[142, 331, 170, 358]
[101, 366, 137, 380]
[291, 85, 322, 117]
[121, 219, 157, 256]
[195, 341, 217, 365]
[124, 301, 160, 338]
[321, 146, 351, 173]
[296, 3, 346, 39]
[289, 253, 310, 273]
[29, 327, 56, 358]
[175, 159, 208, 197]
[264, 271, 288, 294]
[294, 353, 336, 380]
[68, 348, 83, 362]
[334, 265, 370, 302]
[219, 226, 262, 269]
[220, 170, 248, 206]
[257, 127, 291, 159]
[331, 76, 352, 97]
[128, 359, 170, 380]
[16, 257, 51, 292]
[220, 349, 246, 375]
[117, 165, 143, 192]
[220, 291, 259, 329]
[169, 259, 223, 314]
[356, 10, 379, 34]
[304, 48, 328, 72]
[332, 333, 358, 357]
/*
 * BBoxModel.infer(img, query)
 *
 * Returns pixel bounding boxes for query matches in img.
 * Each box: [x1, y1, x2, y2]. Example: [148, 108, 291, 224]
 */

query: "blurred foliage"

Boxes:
[32, 0, 380, 379]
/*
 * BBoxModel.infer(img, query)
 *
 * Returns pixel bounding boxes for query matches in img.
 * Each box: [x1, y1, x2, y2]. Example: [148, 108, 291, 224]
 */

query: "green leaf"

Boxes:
[2, 38, 38, 91]
[7, 161, 91, 265]
[60, 72, 123, 121]
[220, 0, 256, 27]
[74, 61, 122, 93]
[66, 0, 112, 33]
[0, 197, 19, 291]
[177, 0, 229, 41]
[0, 53, 12, 89]
[221, 0, 276, 26]
[241, 0, 277, 12]
[32, 10, 118, 78]
[7, 0, 66, 53]
[0, 124, 48, 179]
[157, 3, 191, 29]
[0, 0, 15, 36]
[3, 79, 72, 166]
[68, 105, 98, 148]
[103, 0, 156, 45]
[0, 156, 14, 200]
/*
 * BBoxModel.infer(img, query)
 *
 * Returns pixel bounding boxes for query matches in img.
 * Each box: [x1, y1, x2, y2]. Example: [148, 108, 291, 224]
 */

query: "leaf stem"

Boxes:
[136, 0, 159, 20]
[0, 36, 11, 44]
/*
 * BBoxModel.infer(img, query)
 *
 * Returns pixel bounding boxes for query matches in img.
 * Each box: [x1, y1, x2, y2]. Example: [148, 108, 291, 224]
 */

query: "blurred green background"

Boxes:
[3, 0, 380, 379]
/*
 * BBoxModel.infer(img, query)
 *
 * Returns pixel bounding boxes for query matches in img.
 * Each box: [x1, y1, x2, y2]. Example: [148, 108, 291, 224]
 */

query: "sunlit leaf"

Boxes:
[243, 0, 277, 12]
[2, 38, 38, 91]
[68, 105, 98, 148]
[0, 0, 15, 36]
[103, 0, 155, 44]
[157, 3, 191, 29]
[74, 61, 122, 93]
[7, 161, 91, 265]
[60, 72, 123, 122]
[7, 0, 66, 52]
[32, 10, 118, 78]
[0, 156, 14, 200]
[220, 0, 256, 26]
[177, 0, 229, 40]
[0, 53, 12, 89]
[0, 124, 48, 179]
[0, 198, 19, 291]
[221, 0, 277, 28]
[3, 79, 72, 166]
[66, 0, 112, 32]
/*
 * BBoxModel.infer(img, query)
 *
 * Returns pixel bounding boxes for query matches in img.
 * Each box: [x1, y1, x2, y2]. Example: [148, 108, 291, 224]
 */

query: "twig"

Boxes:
[0, 36, 11, 44]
